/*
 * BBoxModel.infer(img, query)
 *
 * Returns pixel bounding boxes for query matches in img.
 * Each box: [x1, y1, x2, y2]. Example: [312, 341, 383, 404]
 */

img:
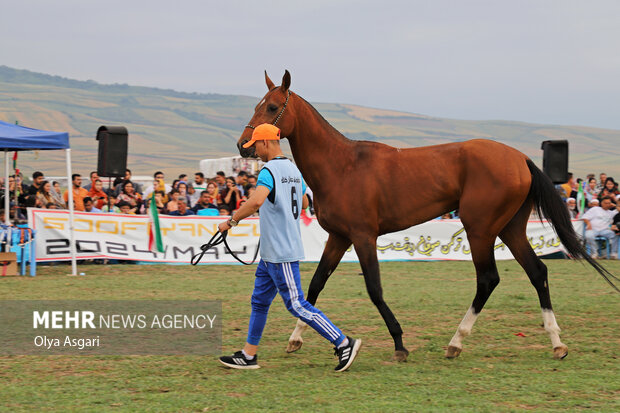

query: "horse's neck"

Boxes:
[288, 96, 352, 191]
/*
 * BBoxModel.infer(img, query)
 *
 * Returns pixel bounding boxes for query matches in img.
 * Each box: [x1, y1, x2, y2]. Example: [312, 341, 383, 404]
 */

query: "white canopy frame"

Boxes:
[3, 149, 77, 276]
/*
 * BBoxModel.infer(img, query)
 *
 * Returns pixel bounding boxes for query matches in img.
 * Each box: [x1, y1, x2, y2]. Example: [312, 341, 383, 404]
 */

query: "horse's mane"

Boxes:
[295, 94, 351, 143]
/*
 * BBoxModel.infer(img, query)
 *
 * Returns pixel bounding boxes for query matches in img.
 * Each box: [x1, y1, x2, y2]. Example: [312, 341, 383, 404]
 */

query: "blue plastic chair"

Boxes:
[594, 236, 611, 259]
[1, 225, 36, 276]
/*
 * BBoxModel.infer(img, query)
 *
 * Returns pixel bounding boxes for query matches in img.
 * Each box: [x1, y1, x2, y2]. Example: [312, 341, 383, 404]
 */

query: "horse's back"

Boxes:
[349, 138, 533, 233]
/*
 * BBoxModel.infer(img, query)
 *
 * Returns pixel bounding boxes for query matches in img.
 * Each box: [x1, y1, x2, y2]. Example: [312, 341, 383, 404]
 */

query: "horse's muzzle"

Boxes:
[237, 140, 256, 158]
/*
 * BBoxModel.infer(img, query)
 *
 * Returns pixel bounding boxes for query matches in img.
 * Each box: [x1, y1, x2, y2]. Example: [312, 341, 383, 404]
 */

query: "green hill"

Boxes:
[0, 65, 617, 179]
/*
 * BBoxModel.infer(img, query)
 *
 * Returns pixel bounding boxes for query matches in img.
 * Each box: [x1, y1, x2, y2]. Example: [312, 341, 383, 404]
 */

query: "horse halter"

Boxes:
[245, 90, 292, 130]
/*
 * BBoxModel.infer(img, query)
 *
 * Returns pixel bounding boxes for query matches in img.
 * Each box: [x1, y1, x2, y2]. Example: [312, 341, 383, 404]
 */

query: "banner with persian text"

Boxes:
[27, 209, 583, 263]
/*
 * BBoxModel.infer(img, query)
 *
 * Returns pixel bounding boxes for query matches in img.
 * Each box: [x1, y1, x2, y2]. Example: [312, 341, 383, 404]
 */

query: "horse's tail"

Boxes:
[526, 159, 619, 292]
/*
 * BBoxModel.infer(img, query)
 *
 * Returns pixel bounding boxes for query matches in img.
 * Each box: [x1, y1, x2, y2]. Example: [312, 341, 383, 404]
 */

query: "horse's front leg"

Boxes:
[354, 236, 409, 362]
[286, 233, 350, 353]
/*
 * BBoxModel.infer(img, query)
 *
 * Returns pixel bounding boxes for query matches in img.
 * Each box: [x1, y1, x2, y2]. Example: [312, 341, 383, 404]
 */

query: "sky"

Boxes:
[2, 0, 620, 130]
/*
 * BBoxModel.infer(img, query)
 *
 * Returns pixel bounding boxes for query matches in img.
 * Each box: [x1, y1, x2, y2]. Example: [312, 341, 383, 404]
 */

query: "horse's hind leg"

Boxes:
[287, 233, 350, 353]
[499, 208, 568, 359]
[446, 235, 500, 358]
[354, 237, 409, 362]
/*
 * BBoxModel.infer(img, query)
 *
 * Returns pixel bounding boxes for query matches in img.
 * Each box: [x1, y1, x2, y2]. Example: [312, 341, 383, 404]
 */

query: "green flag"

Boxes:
[577, 182, 585, 217]
[148, 192, 164, 253]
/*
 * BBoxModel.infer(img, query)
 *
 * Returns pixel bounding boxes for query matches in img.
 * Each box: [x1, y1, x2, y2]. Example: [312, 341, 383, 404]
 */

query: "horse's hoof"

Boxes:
[553, 345, 568, 360]
[445, 345, 462, 359]
[392, 349, 409, 362]
[286, 339, 303, 353]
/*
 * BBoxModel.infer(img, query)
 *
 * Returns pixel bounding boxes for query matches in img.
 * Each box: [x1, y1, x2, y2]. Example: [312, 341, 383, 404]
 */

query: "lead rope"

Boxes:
[191, 230, 260, 266]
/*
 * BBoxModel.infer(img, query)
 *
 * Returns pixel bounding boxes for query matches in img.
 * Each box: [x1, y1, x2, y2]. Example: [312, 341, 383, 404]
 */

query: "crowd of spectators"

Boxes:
[559, 172, 620, 259]
[2, 167, 619, 258]
[1, 168, 262, 220]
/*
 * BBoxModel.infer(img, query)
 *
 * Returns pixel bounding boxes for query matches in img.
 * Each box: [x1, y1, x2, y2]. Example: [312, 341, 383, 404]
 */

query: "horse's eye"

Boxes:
[267, 104, 278, 112]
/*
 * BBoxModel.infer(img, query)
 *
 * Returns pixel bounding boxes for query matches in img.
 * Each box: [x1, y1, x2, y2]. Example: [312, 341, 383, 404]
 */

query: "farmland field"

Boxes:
[1, 260, 619, 412]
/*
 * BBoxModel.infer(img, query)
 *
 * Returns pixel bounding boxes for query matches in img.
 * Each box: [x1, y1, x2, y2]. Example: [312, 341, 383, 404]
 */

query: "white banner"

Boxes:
[27, 209, 583, 264]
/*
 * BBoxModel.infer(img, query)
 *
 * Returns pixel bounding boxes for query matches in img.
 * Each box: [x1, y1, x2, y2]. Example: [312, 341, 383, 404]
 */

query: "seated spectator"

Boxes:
[168, 197, 195, 216]
[112, 176, 124, 192]
[125, 168, 142, 194]
[116, 181, 142, 214]
[51, 181, 65, 207]
[204, 182, 222, 206]
[565, 197, 579, 219]
[114, 169, 143, 196]
[236, 171, 248, 196]
[83, 171, 99, 191]
[87, 179, 108, 210]
[0, 176, 16, 206]
[246, 174, 257, 192]
[192, 172, 207, 205]
[102, 194, 121, 213]
[24, 195, 40, 214]
[598, 177, 619, 203]
[582, 196, 618, 259]
[215, 171, 227, 192]
[141, 190, 166, 214]
[560, 173, 577, 199]
[52, 180, 62, 196]
[45, 202, 58, 210]
[218, 205, 231, 216]
[117, 201, 133, 214]
[27, 171, 45, 196]
[177, 181, 194, 207]
[63, 174, 89, 211]
[37, 180, 65, 209]
[143, 172, 172, 199]
[585, 177, 599, 202]
[192, 190, 218, 214]
[83, 197, 102, 213]
[166, 189, 180, 213]
[221, 176, 241, 213]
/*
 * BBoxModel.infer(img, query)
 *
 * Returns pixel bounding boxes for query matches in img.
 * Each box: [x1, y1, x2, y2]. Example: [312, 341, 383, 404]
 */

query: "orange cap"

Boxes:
[243, 124, 281, 148]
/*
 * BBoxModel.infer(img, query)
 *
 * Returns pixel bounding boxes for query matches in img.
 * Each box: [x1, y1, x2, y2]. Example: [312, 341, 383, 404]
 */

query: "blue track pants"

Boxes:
[246, 259, 345, 346]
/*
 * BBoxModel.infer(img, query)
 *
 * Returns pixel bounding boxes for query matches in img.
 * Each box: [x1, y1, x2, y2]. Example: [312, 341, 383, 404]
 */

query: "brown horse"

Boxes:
[237, 71, 618, 362]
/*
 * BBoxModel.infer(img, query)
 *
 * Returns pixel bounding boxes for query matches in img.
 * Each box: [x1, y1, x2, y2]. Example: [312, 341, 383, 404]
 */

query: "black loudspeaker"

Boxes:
[96, 126, 128, 177]
[541, 140, 569, 184]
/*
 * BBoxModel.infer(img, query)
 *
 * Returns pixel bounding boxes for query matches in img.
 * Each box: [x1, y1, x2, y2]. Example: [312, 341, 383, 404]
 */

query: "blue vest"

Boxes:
[258, 158, 305, 263]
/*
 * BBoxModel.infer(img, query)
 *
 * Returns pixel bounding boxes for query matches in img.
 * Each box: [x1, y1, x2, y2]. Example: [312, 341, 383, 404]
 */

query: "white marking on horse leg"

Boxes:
[542, 309, 564, 349]
[288, 318, 309, 343]
[448, 306, 479, 349]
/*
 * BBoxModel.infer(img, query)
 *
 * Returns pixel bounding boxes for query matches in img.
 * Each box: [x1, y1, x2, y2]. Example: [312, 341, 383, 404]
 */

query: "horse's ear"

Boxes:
[265, 71, 275, 90]
[281, 70, 291, 92]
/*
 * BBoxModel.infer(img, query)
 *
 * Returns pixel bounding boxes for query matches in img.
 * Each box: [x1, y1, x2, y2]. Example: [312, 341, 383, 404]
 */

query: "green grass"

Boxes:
[1, 260, 619, 412]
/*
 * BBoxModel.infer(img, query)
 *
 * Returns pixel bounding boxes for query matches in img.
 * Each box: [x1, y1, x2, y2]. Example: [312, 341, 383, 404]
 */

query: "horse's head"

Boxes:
[237, 70, 294, 158]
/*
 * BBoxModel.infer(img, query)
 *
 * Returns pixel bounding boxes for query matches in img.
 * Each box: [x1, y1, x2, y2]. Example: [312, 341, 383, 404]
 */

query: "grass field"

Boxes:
[1, 260, 619, 412]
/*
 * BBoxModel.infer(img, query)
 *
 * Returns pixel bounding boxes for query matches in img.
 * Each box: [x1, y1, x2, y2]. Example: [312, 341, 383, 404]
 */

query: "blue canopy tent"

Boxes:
[0, 120, 69, 150]
[0, 120, 78, 275]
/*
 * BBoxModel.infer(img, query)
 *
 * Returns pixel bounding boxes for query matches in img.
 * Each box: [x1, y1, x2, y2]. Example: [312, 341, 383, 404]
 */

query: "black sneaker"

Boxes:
[334, 336, 362, 372]
[219, 351, 260, 370]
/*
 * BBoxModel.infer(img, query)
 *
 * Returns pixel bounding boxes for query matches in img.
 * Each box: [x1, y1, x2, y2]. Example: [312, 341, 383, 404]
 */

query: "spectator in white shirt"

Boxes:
[581, 196, 618, 258]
